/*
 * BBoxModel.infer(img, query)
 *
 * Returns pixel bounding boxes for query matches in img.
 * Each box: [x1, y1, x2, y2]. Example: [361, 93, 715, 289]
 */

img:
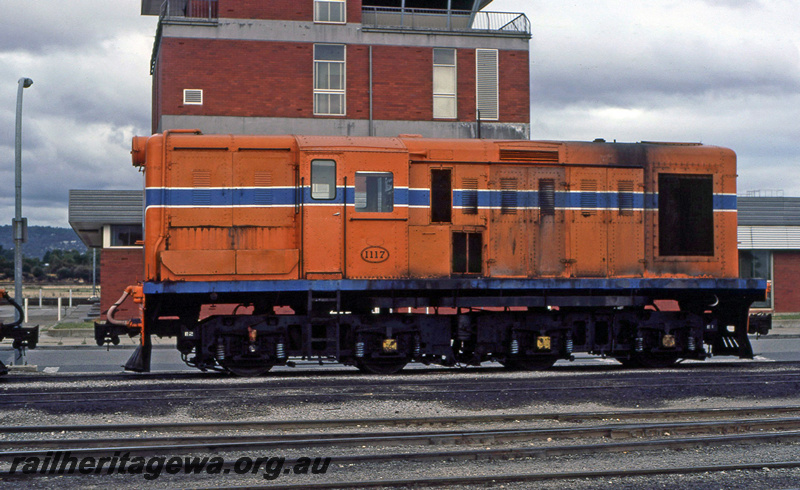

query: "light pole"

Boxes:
[14, 77, 33, 322]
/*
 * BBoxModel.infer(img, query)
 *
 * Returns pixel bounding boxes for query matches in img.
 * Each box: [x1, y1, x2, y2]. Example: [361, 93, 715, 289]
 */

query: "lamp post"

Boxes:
[14, 77, 33, 322]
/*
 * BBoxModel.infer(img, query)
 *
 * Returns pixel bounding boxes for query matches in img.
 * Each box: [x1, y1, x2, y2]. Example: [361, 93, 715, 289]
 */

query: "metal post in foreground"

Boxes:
[14, 77, 33, 322]
[92, 248, 97, 297]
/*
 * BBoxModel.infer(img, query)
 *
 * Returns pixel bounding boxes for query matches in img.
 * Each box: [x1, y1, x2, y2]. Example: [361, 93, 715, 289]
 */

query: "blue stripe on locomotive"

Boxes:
[144, 188, 735, 211]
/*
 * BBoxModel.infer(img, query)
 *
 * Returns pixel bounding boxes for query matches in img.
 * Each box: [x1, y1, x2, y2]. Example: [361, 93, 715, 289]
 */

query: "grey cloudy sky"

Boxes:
[1, 0, 799, 227]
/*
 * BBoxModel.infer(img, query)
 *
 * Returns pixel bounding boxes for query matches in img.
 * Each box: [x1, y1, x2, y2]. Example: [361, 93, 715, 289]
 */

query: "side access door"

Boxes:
[301, 153, 345, 279]
[343, 150, 409, 279]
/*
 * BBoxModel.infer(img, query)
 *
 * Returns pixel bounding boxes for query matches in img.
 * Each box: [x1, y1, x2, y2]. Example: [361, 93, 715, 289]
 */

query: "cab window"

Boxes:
[311, 160, 336, 200]
[355, 172, 393, 212]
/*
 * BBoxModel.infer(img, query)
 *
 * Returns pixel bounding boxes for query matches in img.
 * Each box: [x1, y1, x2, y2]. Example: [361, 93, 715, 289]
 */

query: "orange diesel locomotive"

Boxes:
[97, 130, 770, 375]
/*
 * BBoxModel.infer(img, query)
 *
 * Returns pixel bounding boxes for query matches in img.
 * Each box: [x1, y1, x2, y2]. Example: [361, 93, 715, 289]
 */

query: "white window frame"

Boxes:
[314, 44, 346, 116]
[433, 48, 457, 119]
[103, 224, 143, 249]
[183, 89, 203, 105]
[314, 0, 346, 24]
[475, 48, 499, 121]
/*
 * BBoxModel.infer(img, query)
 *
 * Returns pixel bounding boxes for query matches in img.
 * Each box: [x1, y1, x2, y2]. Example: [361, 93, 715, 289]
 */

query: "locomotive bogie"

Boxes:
[146, 294, 731, 375]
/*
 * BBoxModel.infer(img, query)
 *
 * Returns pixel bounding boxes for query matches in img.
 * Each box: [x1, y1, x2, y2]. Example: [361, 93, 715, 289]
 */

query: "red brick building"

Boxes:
[143, 0, 531, 139]
[68, 190, 144, 320]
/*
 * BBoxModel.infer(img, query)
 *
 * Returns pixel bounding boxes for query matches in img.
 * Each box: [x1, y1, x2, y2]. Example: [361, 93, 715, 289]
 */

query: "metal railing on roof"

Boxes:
[160, 0, 218, 21]
[361, 7, 530, 36]
[151, 0, 218, 74]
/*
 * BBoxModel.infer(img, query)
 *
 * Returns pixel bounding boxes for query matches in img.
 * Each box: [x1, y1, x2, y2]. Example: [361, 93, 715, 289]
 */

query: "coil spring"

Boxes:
[355, 341, 365, 358]
[566, 338, 573, 354]
[510, 339, 519, 355]
[635, 337, 644, 352]
[216, 341, 225, 361]
[687, 336, 696, 352]
[276, 342, 285, 359]
[413, 338, 421, 357]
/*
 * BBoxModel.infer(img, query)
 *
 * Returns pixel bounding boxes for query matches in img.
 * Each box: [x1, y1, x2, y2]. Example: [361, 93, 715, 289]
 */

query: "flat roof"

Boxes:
[737, 196, 800, 227]
[68, 190, 143, 248]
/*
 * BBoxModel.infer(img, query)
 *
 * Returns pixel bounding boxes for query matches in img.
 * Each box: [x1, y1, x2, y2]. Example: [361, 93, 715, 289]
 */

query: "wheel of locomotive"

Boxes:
[222, 361, 274, 377]
[355, 357, 409, 375]
[500, 356, 558, 371]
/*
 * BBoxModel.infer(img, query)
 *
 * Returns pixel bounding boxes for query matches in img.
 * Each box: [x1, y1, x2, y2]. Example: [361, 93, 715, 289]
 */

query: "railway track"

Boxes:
[2, 406, 800, 487]
[5, 415, 800, 456]
[2, 369, 800, 407]
[3, 404, 800, 434]
[2, 365, 799, 487]
[224, 460, 800, 489]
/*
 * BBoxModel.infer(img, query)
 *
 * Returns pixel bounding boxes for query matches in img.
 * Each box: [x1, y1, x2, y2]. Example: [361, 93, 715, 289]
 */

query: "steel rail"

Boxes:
[4, 405, 800, 434]
[4, 421, 800, 460]
[222, 460, 800, 489]
[6, 415, 800, 453]
[3, 432, 800, 485]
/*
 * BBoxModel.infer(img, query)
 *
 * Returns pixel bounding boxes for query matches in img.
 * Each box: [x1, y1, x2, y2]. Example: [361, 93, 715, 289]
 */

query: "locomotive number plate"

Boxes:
[361, 246, 389, 263]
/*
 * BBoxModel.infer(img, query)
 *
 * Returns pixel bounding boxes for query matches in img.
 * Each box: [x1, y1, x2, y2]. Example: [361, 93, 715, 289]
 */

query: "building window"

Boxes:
[658, 174, 714, 256]
[311, 160, 337, 200]
[314, 44, 346, 116]
[110, 225, 142, 247]
[433, 48, 456, 119]
[475, 48, 498, 120]
[314, 0, 346, 23]
[355, 172, 393, 213]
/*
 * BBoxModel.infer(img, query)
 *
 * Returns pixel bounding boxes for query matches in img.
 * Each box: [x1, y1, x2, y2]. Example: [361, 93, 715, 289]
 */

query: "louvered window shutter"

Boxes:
[476, 49, 498, 120]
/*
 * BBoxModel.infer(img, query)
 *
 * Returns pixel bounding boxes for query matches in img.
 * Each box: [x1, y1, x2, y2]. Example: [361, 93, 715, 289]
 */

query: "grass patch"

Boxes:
[51, 321, 94, 330]
[772, 313, 800, 321]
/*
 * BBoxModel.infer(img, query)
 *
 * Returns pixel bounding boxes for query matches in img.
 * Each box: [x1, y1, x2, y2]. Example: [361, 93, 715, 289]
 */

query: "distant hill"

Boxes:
[0, 225, 86, 259]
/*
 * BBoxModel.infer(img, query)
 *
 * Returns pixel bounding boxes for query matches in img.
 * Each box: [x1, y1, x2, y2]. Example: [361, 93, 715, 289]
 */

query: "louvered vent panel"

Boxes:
[192, 170, 211, 206]
[499, 149, 559, 163]
[580, 180, 597, 216]
[618, 180, 634, 216]
[539, 179, 555, 216]
[183, 89, 203, 105]
[476, 49, 498, 120]
[500, 178, 517, 214]
[254, 172, 273, 205]
[462, 178, 479, 215]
